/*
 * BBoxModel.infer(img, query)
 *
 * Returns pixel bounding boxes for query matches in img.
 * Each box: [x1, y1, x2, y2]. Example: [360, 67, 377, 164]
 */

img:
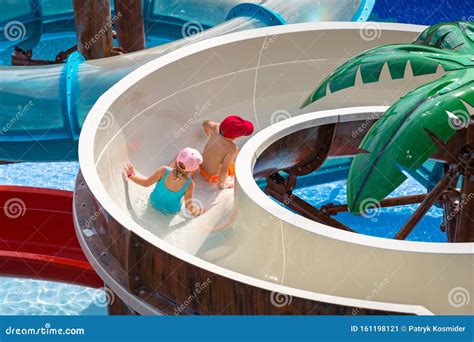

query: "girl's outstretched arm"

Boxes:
[125, 163, 166, 187]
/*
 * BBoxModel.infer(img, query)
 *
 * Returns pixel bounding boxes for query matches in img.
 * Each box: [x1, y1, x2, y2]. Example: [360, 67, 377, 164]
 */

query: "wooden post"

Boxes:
[265, 173, 355, 233]
[73, 0, 114, 59]
[113, 0, 145, 53]
[394, 167, 455, 240]
[322, 194, 428, 215]
[456, 123, 474, 242]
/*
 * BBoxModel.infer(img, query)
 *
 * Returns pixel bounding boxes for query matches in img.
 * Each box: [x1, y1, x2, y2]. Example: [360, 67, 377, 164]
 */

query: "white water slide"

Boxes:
[79, 23, 474, 315]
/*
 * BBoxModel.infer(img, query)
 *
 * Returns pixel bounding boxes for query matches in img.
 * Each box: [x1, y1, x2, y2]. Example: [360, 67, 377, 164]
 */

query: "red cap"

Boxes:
[219, 116, 254, 139]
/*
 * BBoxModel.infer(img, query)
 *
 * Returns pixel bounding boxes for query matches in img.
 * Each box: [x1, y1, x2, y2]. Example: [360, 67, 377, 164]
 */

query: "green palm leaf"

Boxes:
[301, 21, 474, 109]
[298, 22, 474, 214]
[301, 45, 471, 108]
[414, 21, 474, 53]
[347, 69, 474, 213]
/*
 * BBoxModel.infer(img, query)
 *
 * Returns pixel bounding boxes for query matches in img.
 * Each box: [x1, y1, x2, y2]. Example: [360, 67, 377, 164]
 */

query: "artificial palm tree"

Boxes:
[301, 22, 473, 241]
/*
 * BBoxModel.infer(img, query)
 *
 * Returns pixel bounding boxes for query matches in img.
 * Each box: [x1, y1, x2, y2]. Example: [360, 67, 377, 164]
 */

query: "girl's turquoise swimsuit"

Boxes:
[150, 167, 191, 214]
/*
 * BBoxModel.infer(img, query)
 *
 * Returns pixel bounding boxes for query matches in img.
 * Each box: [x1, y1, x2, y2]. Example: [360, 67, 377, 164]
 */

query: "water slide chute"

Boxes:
[0, 0, 375, 162]
[0, 186, 102, 288]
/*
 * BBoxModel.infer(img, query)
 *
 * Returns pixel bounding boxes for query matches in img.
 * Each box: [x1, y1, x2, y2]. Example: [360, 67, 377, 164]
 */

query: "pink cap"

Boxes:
[176, 147, 203, 172]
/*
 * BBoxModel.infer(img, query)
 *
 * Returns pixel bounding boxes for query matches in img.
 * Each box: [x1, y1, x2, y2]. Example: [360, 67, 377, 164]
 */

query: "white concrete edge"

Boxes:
[79, 23, 435, 315]
[236, 107, 474, 255]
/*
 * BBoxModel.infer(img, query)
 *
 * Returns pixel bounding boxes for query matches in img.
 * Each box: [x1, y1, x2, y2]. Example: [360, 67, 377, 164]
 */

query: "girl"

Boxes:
[125, 148, 205, 216]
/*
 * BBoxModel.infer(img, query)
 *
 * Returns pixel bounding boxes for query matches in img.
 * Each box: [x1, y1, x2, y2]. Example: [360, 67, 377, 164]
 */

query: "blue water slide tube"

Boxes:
[0, 0, 375, 162]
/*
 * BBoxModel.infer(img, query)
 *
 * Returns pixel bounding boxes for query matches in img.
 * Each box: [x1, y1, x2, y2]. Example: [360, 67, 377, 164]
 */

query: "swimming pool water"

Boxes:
[0, 161, 79, 190]
[0, 277, 107, 316]
[369, 0, 472, 25]
[293, 175, 446, 242]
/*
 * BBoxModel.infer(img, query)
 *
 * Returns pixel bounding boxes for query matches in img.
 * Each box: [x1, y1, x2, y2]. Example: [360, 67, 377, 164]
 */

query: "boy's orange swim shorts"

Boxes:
[200, 164, 235, 183]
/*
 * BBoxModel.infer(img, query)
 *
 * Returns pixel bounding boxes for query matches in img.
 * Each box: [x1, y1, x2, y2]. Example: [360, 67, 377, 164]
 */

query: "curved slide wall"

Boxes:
[0, 0, 372, 162]
[79, 23, 473, 314]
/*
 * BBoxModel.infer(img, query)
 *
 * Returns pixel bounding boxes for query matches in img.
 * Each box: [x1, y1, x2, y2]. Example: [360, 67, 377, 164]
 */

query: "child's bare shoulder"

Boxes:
[226, 140, 239, 152]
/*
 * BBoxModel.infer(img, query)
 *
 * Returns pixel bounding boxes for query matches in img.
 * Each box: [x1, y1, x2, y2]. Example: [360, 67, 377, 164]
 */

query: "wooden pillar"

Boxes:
[73, 0, 114, 59]
[456, 123, 474, 242]
[113, 0, 145, 53]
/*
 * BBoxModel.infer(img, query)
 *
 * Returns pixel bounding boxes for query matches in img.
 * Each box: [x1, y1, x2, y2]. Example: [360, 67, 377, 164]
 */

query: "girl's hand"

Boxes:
[124, 163, 135, 179]
[186, 202, 207, 217]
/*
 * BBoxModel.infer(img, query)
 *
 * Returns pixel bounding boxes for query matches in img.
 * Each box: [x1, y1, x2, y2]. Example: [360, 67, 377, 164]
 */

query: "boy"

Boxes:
[200, 115, 254, 189]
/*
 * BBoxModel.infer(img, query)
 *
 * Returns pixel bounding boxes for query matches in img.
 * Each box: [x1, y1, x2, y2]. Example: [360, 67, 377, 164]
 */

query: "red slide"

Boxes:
[0, 186, 102, 288]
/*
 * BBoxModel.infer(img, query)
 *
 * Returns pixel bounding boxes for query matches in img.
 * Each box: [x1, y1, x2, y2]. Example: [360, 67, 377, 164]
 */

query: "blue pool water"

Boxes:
[0, 277, 107, 316]
[370, 0, 472, 24]
[294, 175, 446, 242]
[0, 161, 79, 190]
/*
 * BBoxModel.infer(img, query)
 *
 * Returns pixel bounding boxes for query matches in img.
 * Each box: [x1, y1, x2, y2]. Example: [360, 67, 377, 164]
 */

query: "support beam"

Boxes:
[113, 0, 145, 53]
[73, 0, 114, 59]
[394, 166, 457, 240]
[321, 194, 428, 216]
[455, 124, 474, 242]
[265, 173, 354, 233]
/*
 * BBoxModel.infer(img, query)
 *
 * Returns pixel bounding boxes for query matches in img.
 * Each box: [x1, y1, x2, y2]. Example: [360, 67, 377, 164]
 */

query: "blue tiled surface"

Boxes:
[369, 0, 472, 25]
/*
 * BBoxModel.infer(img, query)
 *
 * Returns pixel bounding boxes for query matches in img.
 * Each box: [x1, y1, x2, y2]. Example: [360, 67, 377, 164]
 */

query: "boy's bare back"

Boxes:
[201, 120, 237, 178]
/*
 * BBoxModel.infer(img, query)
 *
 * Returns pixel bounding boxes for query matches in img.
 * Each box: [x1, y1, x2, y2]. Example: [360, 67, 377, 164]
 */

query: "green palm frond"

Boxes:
[298, 22, 474, 214]
[301, 45, 472, 108]
[347, 69, 474, 213]
[301, 21, 474, 109]
[414, 21, 474, 53]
